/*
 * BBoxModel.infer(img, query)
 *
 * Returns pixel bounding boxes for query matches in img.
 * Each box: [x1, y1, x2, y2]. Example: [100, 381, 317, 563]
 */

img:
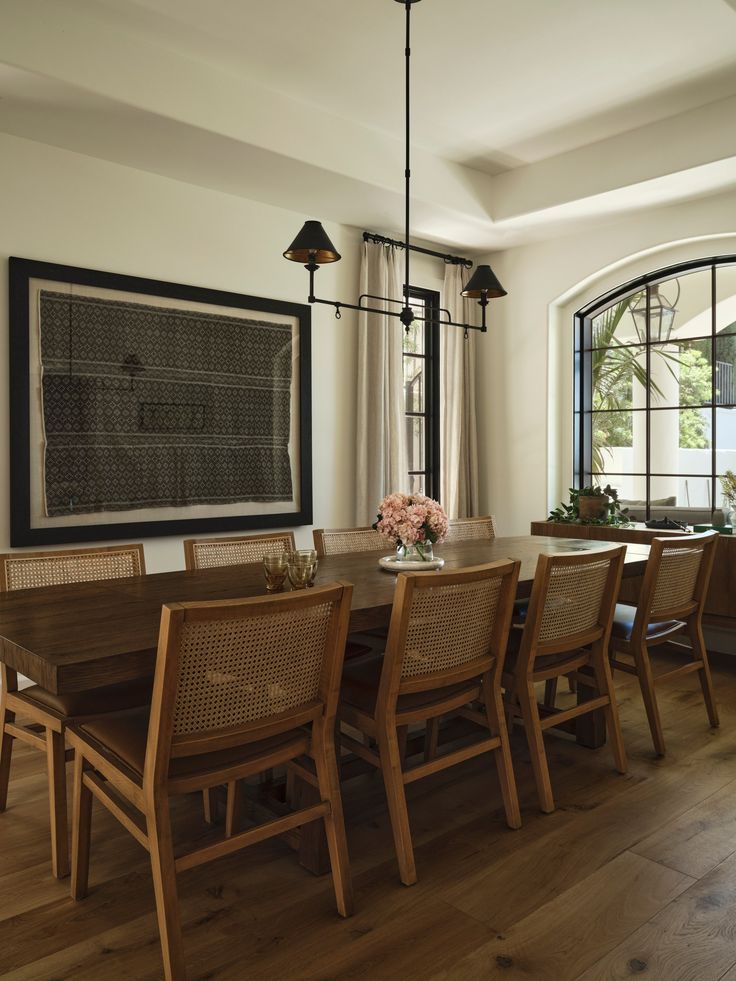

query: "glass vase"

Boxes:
[396, 542, 434, 562]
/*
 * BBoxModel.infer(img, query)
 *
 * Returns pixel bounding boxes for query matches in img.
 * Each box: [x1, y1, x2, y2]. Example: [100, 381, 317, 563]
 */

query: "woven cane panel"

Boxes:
[651, 546, 703, 614]
[172, 602, 333, 735]
[400, 577, 502, 679]
[320, 529, 388, 555]
[445, 518, 496, 543]
[537, 559, 610, 643]
[191, 535, 293, 570]
[4, 549, 141, 591]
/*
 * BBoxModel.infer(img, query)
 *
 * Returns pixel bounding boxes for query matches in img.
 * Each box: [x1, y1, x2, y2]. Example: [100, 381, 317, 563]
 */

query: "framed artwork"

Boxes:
[9, 257, 312, 546]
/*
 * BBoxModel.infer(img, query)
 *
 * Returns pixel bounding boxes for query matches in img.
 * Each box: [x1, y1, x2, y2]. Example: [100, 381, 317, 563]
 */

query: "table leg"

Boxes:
[575, 665, 607, 749]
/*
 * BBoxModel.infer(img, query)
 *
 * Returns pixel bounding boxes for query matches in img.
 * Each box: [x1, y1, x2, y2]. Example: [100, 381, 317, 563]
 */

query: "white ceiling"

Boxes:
[1, 0, 736, 250]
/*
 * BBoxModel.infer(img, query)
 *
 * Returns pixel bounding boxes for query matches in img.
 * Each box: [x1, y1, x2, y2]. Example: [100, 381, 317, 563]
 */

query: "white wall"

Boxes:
[0, 133, 451, 572]
[476, 190, 736, 535]
[0, 132, 362, 573]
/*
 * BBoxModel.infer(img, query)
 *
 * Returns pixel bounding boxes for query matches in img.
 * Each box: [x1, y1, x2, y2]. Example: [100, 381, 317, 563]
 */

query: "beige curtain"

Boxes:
[440, 264, 480, 518]
[356, 241, 409, 524]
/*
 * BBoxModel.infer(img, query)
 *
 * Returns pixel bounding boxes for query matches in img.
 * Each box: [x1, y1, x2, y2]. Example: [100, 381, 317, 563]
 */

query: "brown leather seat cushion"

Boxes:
[77, 707, 309, 782]
[611, 603, 684, 643]
[340, 655, 479, 717]
[18, 677, 153, 719]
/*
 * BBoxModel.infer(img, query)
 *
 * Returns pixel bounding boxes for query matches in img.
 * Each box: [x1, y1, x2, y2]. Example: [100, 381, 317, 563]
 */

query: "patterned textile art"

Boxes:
[38, 290, 294, 515]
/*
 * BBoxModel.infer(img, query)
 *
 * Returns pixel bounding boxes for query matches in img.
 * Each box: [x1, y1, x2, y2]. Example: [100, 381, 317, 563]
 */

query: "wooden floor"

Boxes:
[3, 651, 736, 980]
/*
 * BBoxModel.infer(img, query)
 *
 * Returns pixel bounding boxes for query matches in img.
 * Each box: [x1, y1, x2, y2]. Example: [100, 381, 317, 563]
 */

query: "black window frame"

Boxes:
[574, 254, 736, 519]
[403, 286, 441, 500]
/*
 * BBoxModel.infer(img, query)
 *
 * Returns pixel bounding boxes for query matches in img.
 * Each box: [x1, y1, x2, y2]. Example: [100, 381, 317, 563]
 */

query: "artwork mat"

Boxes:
[10, 258, 313, 546]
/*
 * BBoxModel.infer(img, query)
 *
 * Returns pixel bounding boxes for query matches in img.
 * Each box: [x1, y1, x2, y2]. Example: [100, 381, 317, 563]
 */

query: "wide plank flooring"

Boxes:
[2, 650, 736, 979]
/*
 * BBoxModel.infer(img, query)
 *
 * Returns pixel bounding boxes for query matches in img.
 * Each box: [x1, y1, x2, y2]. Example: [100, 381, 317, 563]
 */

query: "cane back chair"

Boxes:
[68, 582, 354, 981]
[0, 543, 149, 878]
[183, 532, 296, 571]
[609, 530, 719, 756]
[339, 560, 521, 886]
[445, 516, 497, 543]
[504, 545, 627, 813]
[312, 526, 388, 556]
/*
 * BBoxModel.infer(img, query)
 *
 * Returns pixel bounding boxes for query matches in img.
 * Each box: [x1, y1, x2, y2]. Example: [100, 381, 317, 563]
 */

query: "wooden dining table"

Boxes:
[0, 535, 649, 875]
[0, 533, 648, 700]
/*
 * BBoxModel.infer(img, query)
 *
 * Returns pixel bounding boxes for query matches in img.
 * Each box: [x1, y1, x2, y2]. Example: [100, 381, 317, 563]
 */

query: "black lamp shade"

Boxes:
[283, 220, 341, 264]
[461, 264, 507, 298]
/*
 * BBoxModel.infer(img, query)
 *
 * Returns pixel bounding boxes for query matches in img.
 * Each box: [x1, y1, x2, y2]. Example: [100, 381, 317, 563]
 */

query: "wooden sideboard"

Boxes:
[530, 520, 735, 628]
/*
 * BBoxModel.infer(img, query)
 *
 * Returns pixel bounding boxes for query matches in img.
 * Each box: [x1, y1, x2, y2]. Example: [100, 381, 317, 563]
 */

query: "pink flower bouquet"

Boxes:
[373, 492, 449, 559]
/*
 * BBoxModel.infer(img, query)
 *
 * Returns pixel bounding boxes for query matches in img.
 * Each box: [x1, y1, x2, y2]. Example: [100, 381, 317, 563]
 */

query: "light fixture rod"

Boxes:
[403, 0, 412, 323]
[309, 296, 483, 332]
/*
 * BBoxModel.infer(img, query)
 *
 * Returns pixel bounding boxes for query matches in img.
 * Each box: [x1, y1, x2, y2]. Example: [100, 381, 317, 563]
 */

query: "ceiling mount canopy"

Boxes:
[283, 0, 506, 336]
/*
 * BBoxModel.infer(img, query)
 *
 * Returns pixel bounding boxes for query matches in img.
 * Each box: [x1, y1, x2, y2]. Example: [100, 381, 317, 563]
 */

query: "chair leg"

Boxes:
[518, 679, 555, 814]
[147, 796, 186, 981]
[689, 621, 719, 729]
[543, 678, 558, 708]
[46, 728, 70, 879]
[485, 683, 521, 829]
[591, 646, 627, 775]
[70, 752, 93, 900]
[378, 724, 417, 886]
[202, 787, 217, 824]
[225, 780, 246, 838]
[312, 725, 353, 917]
[633, 642, 666, 757]
[424, 718, 439, 763]
[567, 674, 577, 694]
[0, 709, 15, 814]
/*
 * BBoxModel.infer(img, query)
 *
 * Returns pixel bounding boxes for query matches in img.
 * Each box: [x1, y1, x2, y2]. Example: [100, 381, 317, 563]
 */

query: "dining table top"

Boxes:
[0, 535, 650, 695]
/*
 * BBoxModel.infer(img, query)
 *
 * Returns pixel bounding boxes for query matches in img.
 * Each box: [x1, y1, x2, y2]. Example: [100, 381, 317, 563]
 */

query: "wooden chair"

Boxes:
[338, 560, 521, 886]
[504, 546, 627, 814]
[67, 582, 354, 981]
[609, 530, 719, 756]
[0, 543, 149, 878]
[445, 515, 497, 542]
[313, 526, 387, 556]
[183, 531, 296, 570]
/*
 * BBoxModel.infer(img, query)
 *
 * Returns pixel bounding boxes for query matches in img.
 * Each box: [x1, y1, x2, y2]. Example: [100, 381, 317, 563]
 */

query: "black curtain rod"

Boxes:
[362, 231, 473, 269]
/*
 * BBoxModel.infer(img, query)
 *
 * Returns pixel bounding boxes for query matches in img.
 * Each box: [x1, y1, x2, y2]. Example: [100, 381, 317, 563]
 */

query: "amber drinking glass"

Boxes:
[263, 553, 289, 592]
[287, 552, 318, 590]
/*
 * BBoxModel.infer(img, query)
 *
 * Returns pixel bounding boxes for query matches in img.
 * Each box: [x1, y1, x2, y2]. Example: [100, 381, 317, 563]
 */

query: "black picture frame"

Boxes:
[9, 257, 313, 546]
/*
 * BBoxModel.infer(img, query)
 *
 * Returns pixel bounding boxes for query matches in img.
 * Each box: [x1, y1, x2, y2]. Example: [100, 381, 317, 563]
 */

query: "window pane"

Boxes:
[652, 268, 711, 343]
[406, 416, 425, 472]
[716, 335, 736, 405]
[593, 474, 647, 508]
[592, 344, 645, 413]
[650, 408, 711, 473]
[716, 263, 736, 335]
[403, 318, 424, 355]
[409, 473, 425, 495]
[716, 407, 736, 475]
[591, 409, 644, 479]
[649, 339, 712, 407]
[651, 475, 711, 510]
[591, 292, 643, 348]
[403, 356, 424, 413]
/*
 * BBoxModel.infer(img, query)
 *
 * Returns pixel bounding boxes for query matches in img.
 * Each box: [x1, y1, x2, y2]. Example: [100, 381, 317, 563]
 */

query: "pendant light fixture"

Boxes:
[283, 0, 506, 336]
[628, 280, 680, 343]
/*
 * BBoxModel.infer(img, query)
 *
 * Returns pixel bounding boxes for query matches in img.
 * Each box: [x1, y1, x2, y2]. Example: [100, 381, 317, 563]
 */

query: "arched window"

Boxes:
[574, 256, 736, 522]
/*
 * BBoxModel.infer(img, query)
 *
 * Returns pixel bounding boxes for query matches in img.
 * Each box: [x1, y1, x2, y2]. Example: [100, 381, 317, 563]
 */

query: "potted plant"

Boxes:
[720, 471, 736, 526]
[548, 484, 630, 526]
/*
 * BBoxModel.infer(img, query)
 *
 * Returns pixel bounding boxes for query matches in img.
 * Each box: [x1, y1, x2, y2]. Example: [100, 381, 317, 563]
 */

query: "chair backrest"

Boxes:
[445, 516, 497, 543]
[0, 543, 145, 592]
[145, 582, 353, 779]
[516, 545, 626, 668]
[183, 532, 296, 570]
[313, 526, 388, 557]
[635, 530, 718, 629]
[376, 561, 520, 707]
